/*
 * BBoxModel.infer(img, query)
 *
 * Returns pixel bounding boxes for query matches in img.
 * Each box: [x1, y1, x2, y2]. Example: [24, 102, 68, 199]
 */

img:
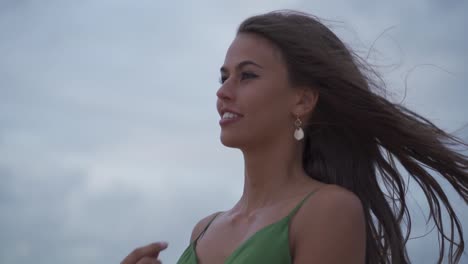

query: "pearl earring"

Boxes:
[294, 116, 304, 141]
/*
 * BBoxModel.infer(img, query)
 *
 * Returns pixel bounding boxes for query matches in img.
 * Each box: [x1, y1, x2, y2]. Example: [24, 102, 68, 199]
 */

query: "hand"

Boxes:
[121, 242, 168, 264]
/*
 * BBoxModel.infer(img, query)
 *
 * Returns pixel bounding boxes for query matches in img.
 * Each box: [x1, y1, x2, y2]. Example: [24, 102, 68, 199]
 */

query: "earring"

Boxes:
[294, 116, 304, 141]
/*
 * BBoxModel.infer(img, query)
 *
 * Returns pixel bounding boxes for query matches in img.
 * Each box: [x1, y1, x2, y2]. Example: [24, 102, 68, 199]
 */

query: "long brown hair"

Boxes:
[238, 10, 467, 264]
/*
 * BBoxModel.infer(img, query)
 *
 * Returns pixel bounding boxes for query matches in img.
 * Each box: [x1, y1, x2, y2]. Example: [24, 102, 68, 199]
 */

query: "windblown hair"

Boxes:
[238, 10, 468, 264]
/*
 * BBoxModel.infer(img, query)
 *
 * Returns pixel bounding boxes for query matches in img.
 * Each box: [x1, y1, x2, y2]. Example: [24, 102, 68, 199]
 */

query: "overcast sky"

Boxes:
[0, 0, 467, 263]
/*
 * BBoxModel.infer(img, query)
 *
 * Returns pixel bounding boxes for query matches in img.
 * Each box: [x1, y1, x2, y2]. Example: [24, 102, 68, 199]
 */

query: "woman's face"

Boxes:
[216, 33, 298, 149]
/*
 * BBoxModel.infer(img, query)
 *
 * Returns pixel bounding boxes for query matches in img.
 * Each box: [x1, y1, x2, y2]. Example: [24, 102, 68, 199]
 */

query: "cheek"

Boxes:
[245, 82, 291, 128]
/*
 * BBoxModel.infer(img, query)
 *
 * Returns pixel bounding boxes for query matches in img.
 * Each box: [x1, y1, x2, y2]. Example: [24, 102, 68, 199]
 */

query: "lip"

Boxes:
[219, 107, 243, 117]
[219, 115, 242, 126]
[218, 106, 244, 127]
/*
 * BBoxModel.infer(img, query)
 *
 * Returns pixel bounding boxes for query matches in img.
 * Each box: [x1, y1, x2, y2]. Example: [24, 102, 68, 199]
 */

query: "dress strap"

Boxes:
[194, 211, 223, 243]
[286, 189, 318, 219]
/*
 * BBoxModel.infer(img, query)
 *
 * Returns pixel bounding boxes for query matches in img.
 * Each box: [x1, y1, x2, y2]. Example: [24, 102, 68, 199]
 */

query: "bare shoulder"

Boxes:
[291, 184, 366, 263]
[298, 184, 365, 228]
[189, 211, 223, 243]
[310, 184, 364, 213]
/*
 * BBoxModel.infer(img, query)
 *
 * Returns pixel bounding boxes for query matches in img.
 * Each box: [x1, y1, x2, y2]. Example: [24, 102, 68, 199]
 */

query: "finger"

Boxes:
[121, 242, 168, 264]
[122, 242, 168, 264]
[136, 257, 162, 264]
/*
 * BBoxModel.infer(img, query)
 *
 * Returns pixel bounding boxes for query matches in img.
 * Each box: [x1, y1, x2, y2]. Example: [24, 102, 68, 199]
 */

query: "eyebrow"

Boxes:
[220, 60, 263, 73]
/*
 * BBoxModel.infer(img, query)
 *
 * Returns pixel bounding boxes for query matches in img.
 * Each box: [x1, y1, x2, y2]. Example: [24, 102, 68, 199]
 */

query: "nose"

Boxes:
[216, 82, 234, 101]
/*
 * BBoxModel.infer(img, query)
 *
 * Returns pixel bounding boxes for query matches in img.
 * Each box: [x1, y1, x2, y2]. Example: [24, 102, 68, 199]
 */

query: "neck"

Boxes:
[234, 138, 309, 216]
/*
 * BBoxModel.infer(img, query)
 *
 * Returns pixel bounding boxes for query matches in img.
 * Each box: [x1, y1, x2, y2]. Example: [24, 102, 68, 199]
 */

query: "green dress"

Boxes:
[176, 190, 317, 264]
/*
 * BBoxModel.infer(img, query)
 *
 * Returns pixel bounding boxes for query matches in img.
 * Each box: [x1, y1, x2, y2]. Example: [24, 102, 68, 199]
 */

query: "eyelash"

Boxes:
[219, 72, 258, 84]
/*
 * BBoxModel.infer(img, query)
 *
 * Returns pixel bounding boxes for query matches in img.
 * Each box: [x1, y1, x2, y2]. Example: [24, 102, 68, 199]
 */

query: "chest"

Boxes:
[195, 226, 247, 264]
[194, 208, 297, 264]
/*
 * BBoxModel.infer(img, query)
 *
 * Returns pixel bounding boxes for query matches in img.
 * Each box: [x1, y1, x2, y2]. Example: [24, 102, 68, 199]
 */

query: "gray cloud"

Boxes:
[0, 0, 466, 263]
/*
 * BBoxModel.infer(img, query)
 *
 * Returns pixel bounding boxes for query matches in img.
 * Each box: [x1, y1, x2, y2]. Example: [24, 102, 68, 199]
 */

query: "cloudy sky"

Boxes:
[0, 0, 467, 263]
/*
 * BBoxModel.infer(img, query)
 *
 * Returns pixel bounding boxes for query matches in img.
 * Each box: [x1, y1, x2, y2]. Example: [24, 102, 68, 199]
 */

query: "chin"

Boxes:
[219, 131, 246, 148]
[220, 134, 241, 148]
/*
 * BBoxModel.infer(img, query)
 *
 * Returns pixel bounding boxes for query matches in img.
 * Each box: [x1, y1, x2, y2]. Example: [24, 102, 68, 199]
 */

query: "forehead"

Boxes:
[223, 33, 284, 69]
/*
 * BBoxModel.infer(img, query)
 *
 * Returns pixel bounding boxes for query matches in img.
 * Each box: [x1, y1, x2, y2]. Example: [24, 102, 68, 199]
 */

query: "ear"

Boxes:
[291, 88, 319, 118]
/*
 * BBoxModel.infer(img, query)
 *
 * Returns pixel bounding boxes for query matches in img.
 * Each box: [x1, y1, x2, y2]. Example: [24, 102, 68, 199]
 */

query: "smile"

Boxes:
[219, 112, 242, 126]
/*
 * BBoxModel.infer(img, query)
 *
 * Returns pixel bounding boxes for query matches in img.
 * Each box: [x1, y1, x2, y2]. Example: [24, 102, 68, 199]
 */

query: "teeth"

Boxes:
[222, 112, 239, 119]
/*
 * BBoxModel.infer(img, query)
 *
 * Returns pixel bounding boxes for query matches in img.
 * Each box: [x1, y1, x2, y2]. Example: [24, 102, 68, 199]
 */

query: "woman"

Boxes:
[121, 10, 467, 264]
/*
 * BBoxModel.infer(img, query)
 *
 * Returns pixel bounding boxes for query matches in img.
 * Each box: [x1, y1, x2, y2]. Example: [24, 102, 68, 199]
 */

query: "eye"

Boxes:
[240, 72, 258, 80]
[219, 75, 228, 84]
[219, 72, 258, 84]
